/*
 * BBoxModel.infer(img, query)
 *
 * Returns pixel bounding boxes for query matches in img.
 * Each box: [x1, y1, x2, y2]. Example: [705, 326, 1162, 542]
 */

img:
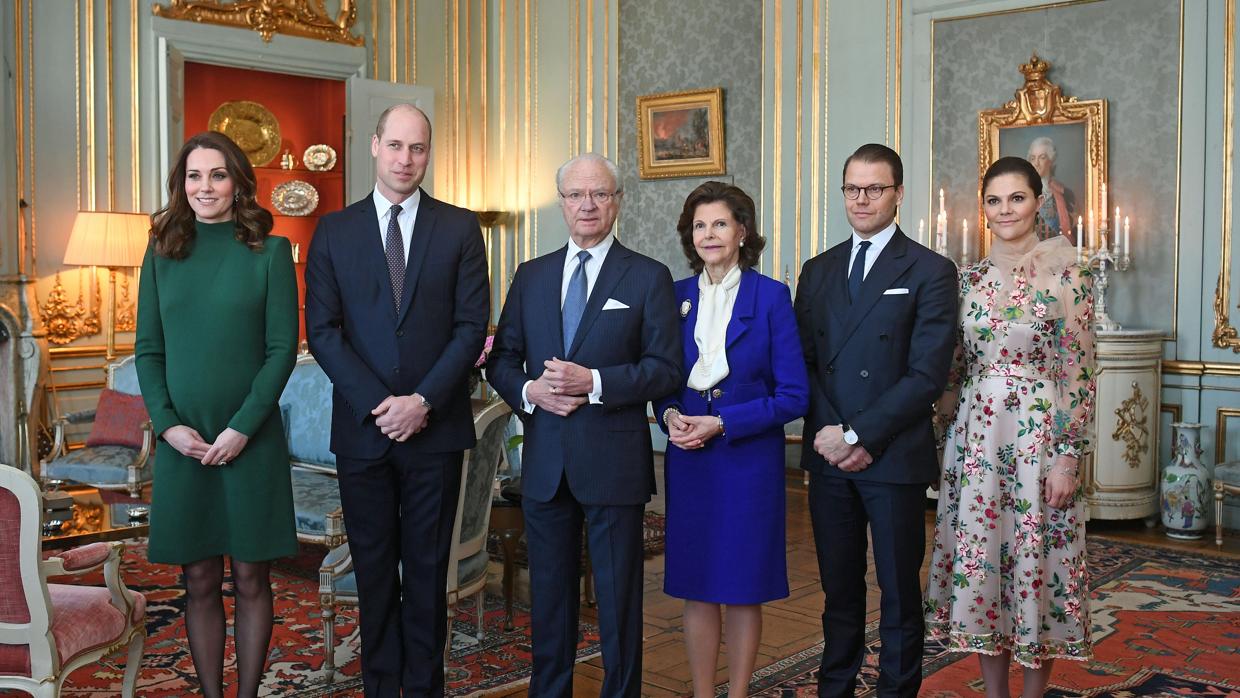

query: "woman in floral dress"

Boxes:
[925, 156, 1096, 697]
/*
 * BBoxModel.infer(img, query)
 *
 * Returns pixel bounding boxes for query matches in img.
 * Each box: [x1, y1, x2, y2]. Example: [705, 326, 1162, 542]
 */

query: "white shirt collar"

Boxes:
[851, 220, 897, 250]
[566, 233, 615, 263]
[373, 188, 421, 221]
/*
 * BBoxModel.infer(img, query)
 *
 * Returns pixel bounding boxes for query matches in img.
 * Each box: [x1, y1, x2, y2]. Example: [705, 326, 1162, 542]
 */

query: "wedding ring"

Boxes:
[219, 460, 228, 466]
[551, 386, 558, 394]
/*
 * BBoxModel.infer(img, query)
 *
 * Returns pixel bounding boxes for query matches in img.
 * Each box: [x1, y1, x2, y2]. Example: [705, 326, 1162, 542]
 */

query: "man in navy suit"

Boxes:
[304, 104, 489, 697]
[487, 153, 682, 697]
[794, 144, 957, 698]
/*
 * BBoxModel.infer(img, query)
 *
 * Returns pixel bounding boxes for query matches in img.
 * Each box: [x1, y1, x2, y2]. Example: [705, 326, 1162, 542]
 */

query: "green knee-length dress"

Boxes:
[135, 220, 299, 564]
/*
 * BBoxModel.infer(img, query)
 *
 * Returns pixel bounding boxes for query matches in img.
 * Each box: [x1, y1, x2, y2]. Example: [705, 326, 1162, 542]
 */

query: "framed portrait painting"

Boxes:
[978, 54, 1107, 254]
[636, 87, 725, 180]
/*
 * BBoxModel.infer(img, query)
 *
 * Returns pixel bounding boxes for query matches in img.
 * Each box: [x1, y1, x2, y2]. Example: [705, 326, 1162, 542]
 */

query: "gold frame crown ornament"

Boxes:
[152, 0, 364, 46]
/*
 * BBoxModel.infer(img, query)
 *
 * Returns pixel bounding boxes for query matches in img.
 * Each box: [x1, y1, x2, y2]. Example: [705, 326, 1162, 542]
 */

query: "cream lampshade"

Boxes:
[62, 211, 150, 358]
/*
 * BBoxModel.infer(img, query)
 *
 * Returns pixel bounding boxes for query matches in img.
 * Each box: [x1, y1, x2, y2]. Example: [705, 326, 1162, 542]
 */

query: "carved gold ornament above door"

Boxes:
[152, 0, 364, 46]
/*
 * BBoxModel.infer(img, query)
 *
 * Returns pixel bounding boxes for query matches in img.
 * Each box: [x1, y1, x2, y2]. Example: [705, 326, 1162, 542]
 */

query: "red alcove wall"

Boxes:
[184, 62, 347, 342]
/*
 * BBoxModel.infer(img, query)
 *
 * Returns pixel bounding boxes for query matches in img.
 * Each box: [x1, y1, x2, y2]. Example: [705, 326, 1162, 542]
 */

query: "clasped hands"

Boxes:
[814, 424, 873, 472]
[372, 393, 431, 441]
[527, 358, 593, 416]
[666, 410, 722, 450]
[163, 425, 249, 466]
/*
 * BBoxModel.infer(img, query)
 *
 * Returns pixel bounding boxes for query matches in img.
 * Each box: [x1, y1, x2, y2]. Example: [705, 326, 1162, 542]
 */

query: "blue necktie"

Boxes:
[384, 204, 405, 310]
[562, 250, 591, 352]
[848, 240, 871, 303]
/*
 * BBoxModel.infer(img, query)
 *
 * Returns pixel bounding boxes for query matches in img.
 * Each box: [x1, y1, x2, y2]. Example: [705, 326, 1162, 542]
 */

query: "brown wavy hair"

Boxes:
[676, 181, 765, 274]
[150, 131, 273, 259]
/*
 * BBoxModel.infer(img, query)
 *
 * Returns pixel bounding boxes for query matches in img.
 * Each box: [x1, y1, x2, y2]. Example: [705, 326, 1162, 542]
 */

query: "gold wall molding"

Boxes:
[1218, 406, 1240, 462]
[40, 274, 90, 345]
[152, 0, 364, 46]
[1215, 0, 1239, 352]
[1161, 360, 1240, 377]
[1161, 402, 1182, 424]
[1111, 381, 1150, 469]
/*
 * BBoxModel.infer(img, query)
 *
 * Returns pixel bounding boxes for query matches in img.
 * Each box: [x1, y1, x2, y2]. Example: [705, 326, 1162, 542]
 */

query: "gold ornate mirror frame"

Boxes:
[152, 0, 364, 46]
[977, 54, 1107, 256]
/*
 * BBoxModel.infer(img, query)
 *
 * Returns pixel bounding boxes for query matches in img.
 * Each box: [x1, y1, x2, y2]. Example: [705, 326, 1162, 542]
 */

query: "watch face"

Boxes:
[844, 430, 859, 445]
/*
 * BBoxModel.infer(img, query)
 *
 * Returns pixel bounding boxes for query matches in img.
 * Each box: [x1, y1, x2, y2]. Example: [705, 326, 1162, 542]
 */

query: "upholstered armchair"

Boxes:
[42, 356, 153, 498]
[279, 353, 346, 547]
[0, 465, 146, 697]
[318, 398, 512, 682]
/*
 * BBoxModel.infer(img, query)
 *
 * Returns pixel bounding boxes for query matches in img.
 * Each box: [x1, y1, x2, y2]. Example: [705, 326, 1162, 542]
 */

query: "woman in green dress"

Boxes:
[136, 130, 298, 698]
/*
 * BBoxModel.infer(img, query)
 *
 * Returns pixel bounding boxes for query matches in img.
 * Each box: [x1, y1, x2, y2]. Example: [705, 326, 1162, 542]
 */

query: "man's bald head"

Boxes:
[375, 104, 432, 141]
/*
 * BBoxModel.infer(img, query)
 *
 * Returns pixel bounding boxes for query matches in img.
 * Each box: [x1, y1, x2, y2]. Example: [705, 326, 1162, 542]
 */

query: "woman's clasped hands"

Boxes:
[666, 409, 723, 450]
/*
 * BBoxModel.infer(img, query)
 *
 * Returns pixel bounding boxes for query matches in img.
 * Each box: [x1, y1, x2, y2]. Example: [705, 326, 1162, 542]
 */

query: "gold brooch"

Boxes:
[680, 300, 692, 317]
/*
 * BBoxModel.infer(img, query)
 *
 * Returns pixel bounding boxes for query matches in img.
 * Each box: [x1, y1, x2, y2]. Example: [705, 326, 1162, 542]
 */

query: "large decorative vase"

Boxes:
[1160, 422, 1211, 540]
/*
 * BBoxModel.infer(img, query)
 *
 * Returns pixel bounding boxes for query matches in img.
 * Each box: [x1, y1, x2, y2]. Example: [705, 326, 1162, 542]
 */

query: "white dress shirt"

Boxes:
[848, 221, 897, 280]
[372, 188, 421, 261]
[520, 235, 613, 412]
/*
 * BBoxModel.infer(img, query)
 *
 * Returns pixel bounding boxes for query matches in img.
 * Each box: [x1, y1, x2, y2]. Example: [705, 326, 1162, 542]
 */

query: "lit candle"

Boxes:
[1114, 206, 1121, 253]
[1076, 216, 1083, 261]
[918, 218, 925, 246]
[1124, 216, 1130, 256]
[962, 218, 969, 262]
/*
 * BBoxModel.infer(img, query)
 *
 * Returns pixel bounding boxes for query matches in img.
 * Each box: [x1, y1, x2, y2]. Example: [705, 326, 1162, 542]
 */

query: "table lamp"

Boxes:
[62, 211, 150, 359]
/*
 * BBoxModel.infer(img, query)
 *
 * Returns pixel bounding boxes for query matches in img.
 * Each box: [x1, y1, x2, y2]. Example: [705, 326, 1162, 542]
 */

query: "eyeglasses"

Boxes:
[560, 190, 621, 206]
[840, 184, 898, 200]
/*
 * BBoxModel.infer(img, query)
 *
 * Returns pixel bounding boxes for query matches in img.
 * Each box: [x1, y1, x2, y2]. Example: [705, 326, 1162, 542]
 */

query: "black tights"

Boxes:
[182, 557, 274, 698]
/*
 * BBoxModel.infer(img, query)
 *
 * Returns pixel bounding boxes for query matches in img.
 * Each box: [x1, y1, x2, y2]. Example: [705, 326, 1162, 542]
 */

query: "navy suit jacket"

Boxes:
[653, 268, 808, 444]
[304, 190, 490, 460]
[487, 240, 682, 506]
[793, 228, 957, 485]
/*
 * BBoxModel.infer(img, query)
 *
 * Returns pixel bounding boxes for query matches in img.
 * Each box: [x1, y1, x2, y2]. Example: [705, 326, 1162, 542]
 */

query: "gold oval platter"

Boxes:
[208, 100, 282, 167]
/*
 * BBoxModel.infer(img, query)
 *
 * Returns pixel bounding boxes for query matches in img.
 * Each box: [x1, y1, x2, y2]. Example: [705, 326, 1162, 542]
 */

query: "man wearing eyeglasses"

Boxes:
[487, 153, 682, 697]
[793, 143, 957, 698]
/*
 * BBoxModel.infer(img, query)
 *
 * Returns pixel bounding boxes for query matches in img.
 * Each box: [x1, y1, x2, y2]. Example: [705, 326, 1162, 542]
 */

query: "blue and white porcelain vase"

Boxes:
[1160, 422, 1211, 540]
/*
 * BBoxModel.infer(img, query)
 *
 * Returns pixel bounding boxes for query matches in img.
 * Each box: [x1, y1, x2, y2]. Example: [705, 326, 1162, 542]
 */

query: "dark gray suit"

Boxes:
[488, 240, 681, 698]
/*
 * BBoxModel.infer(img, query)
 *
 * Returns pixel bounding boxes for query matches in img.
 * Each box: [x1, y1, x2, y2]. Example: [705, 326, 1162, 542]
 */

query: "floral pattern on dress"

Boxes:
[925, 239, 1096, 668]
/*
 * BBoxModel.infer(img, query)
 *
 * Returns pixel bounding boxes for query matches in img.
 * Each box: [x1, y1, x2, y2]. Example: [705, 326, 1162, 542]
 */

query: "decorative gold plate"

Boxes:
[303, 144, 338, 171]
[271, 180, 319, 216]
[208, 100, 282, 167]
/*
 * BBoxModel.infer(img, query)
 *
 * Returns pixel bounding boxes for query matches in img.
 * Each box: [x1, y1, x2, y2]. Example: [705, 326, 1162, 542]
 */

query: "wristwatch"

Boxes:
[417, 394, 432, 410]
[841, 424, 859, 445]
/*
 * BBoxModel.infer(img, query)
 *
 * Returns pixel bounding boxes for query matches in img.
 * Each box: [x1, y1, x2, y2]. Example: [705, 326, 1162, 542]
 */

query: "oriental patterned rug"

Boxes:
[12, 539, 600, 697]
[714, 539, 1240, 697]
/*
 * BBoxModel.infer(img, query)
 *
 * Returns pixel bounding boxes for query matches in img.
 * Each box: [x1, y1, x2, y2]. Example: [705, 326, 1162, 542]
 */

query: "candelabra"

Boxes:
[1085, 219, 1132, 332]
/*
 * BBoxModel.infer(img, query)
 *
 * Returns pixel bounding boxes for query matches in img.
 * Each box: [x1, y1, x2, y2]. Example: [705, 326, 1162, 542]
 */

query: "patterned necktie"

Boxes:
[384, 204, 405, 310]
[562, 250, 591, 352]
[848, 240, 871, 303]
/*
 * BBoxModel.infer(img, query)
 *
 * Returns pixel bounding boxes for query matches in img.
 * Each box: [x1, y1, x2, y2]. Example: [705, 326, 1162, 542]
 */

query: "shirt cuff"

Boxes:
[520, 380, 536, 414]
[588, 369, 603, 404]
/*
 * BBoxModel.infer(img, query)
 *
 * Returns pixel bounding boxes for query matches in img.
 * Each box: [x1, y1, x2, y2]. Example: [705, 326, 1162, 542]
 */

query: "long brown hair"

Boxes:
[150, 131, 273, 259]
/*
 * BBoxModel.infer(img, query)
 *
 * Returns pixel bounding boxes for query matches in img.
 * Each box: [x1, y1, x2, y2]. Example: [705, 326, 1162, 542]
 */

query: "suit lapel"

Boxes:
[831, 228, 915, 358]
[541, 247, 569, 355]
[725, 268, 758, 350]
[396, 189, 435, 327]
[824, 244, 851, 324]
[567, 241, 632, 359]
[352, 196, 399, 322]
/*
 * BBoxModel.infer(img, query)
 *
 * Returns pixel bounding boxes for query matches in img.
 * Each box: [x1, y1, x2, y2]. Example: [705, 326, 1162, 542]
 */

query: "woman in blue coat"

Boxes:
[655, 181, 809, 698]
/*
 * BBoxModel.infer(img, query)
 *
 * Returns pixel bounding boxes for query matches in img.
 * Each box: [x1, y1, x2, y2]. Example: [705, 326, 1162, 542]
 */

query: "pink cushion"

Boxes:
[85, 389, 149, 449]
[0, 643, 31, 677]
[0, 489, 29, 625]
[56, 543, 111, 572]
[46, 584, 144, 664]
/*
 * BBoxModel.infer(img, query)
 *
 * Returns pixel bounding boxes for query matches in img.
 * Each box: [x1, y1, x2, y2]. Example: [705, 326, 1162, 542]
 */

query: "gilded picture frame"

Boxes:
[636, 88, 726, 180]
[978, 54, 1107, 255]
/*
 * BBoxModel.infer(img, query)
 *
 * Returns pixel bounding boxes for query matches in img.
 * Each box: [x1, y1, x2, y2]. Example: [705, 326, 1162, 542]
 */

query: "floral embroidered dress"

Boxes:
[924, 236, 1096, 668]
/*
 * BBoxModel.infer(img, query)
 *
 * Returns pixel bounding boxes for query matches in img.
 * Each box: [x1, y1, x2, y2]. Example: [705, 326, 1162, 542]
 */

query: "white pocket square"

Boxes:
[883, 288, 910, 295]
[602, 298, 630, 310]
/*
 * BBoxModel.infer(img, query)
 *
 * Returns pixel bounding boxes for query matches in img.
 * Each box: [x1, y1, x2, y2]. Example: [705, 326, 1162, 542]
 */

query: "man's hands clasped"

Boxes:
[528, 357, 592, 417]
[814, 424, 873, 473]
[373, 393, 431, 441]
